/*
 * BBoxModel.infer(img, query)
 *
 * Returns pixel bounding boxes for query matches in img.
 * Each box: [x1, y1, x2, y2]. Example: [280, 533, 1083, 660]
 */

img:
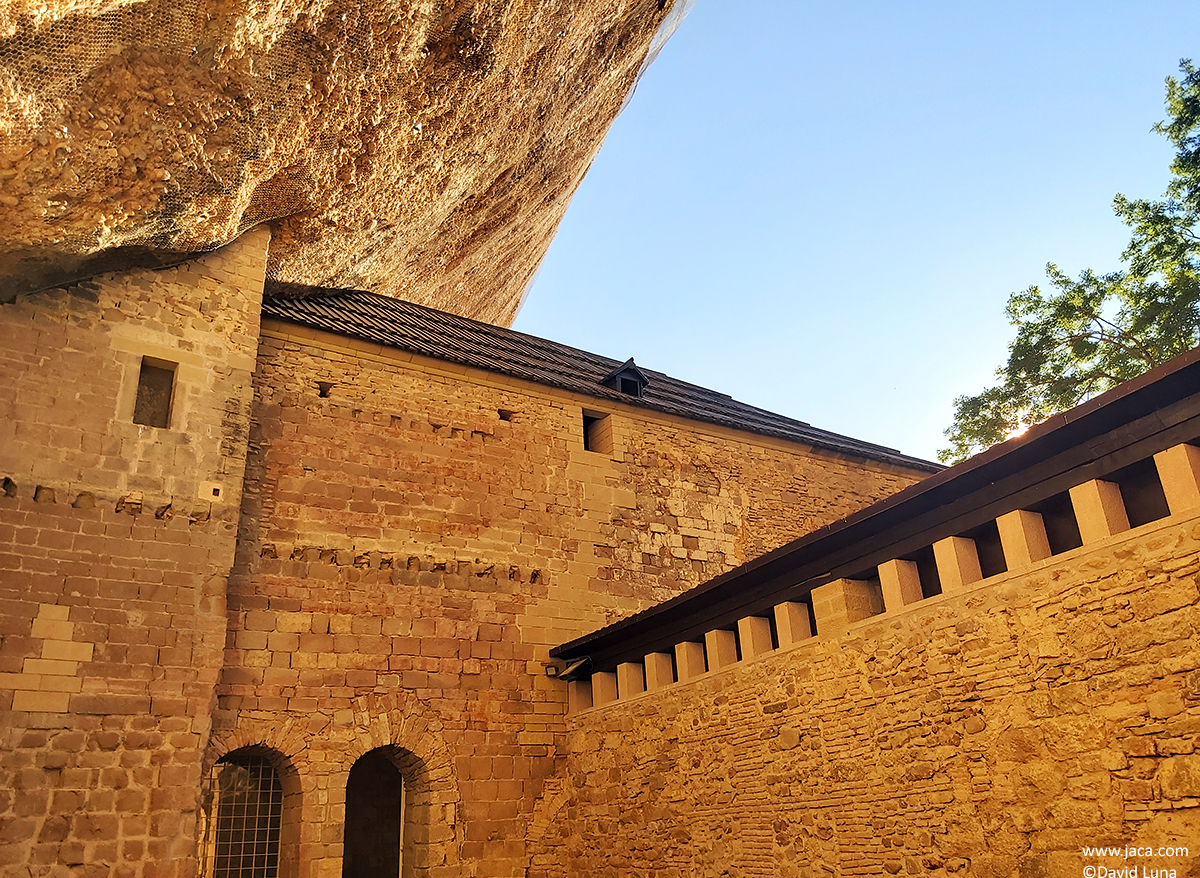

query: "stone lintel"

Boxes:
[932, 536, 982, 592]
[878, 558, 922, 610]
[996, 509, 1051, 568]
[592, 671, 618, 706]
[810, 578, 882, 638]
[616, 661, 645, 698]
[1154, 443, 1200, 514]
[737, 616, 773, 659]
[644, 652, 675, 690]
[1070, 479, 1129, 543]
[773, 601, 812, 647]
[675, 641, 707, 681]
[704, 629, 738, 669]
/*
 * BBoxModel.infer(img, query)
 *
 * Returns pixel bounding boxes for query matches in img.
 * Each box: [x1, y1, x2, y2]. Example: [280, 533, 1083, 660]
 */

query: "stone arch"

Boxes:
[197, 740, 303, 878]
[526, 773, 574, 874]
[203, 717, 312, 774]
[202, 692, 460, 877]
[337, 691, 463, 878]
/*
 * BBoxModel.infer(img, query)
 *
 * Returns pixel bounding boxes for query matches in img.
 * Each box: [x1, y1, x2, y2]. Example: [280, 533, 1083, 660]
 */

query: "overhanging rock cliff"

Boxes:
[0, 0, 682, 324]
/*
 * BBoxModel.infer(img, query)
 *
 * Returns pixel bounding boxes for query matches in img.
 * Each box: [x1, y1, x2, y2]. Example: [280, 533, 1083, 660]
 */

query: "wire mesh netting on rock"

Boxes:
[0, 0, 682, 324]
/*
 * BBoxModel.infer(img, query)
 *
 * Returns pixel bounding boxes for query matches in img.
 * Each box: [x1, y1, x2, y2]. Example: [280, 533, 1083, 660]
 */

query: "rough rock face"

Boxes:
[0, 0, 678, 323]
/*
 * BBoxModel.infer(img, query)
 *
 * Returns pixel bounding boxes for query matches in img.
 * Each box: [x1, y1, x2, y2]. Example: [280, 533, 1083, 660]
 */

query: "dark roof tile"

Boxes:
[262, 285, 940, 472]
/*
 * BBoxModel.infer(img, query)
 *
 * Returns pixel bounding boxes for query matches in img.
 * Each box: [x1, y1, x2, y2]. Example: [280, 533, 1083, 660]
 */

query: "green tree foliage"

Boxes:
[940, 60, 1200, 464]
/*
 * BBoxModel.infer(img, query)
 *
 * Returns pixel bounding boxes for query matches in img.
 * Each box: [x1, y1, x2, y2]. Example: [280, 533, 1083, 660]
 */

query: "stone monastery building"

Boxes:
[3, 228, 1200, 878]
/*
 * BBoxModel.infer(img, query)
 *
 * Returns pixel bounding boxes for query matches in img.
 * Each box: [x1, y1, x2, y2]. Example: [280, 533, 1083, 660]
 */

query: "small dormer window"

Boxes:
[600, 358, 649, 398]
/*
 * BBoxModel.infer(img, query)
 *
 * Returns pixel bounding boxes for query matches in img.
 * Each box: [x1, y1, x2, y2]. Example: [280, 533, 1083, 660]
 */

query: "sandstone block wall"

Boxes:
[0, 226, 268, 513]
[532, 511, 1200, 878]
[213, 322, 930, 877]
[243, 323, 924, 633]
[0, 230, 268, 876]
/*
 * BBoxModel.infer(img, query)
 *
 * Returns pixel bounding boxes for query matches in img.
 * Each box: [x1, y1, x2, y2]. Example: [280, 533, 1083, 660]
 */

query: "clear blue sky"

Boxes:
[512, 1, 1200, 463]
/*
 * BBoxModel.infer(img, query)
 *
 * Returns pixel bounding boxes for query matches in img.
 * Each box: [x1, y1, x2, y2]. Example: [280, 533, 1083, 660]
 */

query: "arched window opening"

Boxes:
[343, 749, 405, 878]
[201, 749, 283, 878]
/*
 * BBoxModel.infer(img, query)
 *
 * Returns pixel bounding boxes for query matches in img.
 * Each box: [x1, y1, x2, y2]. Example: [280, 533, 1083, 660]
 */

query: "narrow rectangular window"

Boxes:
[582, 411, 613, 454]
[133, 357, 176, 428]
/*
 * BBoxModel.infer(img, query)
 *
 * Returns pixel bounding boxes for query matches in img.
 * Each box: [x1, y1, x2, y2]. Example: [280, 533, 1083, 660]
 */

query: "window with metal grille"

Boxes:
[204, 751, 283, 878]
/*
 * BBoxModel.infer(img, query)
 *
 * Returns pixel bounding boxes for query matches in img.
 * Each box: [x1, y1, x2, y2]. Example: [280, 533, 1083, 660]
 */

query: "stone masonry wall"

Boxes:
[0, 229, 269, 876]
[242, 322, 925, 640]
[530, 511, 1200, 878]
[214, 323, 930, 877]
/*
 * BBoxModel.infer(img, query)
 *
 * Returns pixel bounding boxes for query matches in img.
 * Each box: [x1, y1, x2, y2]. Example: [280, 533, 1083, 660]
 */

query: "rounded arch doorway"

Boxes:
[342, 747, 416, 878]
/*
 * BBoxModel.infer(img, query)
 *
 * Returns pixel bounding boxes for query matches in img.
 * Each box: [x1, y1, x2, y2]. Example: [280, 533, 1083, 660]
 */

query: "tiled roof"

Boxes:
[261, 286, 940, 472]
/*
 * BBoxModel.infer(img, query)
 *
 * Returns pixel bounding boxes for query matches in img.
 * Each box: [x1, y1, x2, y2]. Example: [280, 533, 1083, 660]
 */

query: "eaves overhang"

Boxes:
[551, 345, 1200, 671]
